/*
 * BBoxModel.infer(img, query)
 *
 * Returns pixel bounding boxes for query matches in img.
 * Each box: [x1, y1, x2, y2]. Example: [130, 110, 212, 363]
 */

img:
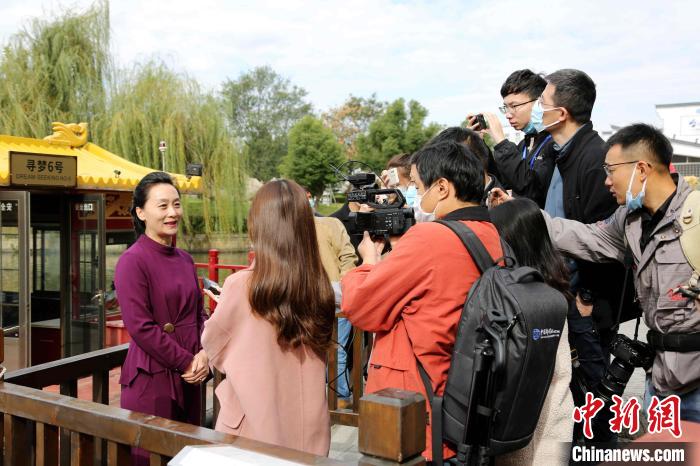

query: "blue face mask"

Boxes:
[625, 165, 647, 212]
[400, 185, 417, 207]
[522, 121, 538, 135]
[309, 198, 315, 209]
[529, 100, 561, 133]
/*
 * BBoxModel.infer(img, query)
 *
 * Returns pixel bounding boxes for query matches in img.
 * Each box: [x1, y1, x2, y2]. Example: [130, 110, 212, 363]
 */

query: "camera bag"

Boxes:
[418, 220, 568, 465]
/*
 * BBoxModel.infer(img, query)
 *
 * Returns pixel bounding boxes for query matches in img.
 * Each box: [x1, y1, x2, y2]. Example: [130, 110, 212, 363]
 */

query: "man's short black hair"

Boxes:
[427, 127, 491, 172]
[500, 69, 547, 99]
[606, 123, 674, 168]
[410, 141, 484, 203]
[546, 69, 596, 124]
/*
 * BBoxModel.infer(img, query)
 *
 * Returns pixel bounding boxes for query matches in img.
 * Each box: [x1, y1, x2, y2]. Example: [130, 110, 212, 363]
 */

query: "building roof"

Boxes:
[0, 123, 201, 193]
[669, 137, 700, 148]
[655, 102, 700, 109]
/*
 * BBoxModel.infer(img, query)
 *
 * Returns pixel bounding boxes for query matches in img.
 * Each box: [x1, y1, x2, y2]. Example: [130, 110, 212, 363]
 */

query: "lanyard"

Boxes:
[521, 134, 553, 169]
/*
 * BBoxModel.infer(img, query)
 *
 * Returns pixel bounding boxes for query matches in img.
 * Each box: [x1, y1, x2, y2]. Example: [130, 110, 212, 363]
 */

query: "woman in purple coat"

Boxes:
[115, 172, 208, 465]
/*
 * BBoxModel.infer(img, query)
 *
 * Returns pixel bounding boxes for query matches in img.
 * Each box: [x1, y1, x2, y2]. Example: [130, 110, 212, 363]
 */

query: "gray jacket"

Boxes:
[544, 176, 700, 394]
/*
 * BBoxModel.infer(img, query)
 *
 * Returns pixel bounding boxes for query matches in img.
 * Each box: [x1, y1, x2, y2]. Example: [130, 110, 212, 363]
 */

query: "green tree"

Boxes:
[322, 94, 386, 159]
[356, 98, 441, 171]
[0, 1, 248, 234]
[280, 116, 344, 199]
[0, 0, 110, 138]
[221, 66, 312, 181]
[102, 62, 247, 233]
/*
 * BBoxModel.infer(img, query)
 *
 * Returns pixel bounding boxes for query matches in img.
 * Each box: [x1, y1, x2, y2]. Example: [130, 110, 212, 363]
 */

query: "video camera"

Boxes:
[338, 167, 415, 239]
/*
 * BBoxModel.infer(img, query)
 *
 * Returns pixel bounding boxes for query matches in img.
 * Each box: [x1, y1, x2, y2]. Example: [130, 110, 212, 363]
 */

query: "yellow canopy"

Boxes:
[0, 122, 201, 193]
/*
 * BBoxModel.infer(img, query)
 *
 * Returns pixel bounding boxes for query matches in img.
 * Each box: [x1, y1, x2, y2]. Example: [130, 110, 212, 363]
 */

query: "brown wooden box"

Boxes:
[358, 388, 426, 463]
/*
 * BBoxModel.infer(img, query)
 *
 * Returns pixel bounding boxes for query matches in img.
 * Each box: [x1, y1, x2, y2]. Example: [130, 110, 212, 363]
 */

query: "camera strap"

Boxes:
[611, 211, 644, 339]
[611, 242, 636, 334]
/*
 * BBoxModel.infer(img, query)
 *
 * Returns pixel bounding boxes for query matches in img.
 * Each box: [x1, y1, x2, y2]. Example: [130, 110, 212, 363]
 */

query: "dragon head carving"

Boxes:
[44, 122, 89, 147]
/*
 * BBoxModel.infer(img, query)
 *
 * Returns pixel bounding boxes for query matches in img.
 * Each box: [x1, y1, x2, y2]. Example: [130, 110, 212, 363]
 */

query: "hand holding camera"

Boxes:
[467, 112, 506, 144]
[358, 231, 386, 265]
[381, 168, 400, 188]
[466, 113, 488, 132]
[487, 187, 512, 208]
[575, 289, 594, 317]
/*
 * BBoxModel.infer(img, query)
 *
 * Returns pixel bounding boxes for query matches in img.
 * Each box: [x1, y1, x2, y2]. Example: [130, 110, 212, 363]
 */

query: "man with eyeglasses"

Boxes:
[469, 69, 555, 207]
[527, 69, 635, 443]
[536, 123, 700, 424]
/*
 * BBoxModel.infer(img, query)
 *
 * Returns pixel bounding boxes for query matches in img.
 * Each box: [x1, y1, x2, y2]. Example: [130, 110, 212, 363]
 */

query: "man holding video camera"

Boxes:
[341, 141, 502, 462]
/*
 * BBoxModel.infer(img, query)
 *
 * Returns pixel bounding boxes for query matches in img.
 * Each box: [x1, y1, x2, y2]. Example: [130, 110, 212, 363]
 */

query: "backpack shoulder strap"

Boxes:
[435, 219, 495, 273]
[416, 363, 444, 466]
[680, 190, 700, 287]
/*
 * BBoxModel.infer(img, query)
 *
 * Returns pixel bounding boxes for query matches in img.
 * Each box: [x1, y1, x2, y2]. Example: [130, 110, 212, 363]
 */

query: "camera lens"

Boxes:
[597, 358, 634, 403]
[595, 335, 654, 405]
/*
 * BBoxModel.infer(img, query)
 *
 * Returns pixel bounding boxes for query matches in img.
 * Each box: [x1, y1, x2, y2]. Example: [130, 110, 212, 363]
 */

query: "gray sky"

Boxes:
[1, 0, 698, 132]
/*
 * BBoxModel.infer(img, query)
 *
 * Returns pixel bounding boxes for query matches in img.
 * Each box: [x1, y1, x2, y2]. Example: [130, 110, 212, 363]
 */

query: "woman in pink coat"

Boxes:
[202, 179, 334, 456]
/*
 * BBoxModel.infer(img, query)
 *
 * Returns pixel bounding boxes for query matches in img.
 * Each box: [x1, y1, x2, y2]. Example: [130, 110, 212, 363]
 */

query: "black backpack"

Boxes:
[418, 220, 568, 465]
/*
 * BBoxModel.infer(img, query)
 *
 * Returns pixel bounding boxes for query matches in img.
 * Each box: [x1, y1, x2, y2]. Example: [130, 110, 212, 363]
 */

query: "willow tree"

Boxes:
[0, 0, 247, 233]
[102, 62, 247, 233]
[0, 0, 110, 138]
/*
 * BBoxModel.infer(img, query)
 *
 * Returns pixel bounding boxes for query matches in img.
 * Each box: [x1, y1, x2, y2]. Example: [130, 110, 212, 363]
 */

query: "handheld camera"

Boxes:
[332, 162, 415, 240]
[473, 114, 488, 131]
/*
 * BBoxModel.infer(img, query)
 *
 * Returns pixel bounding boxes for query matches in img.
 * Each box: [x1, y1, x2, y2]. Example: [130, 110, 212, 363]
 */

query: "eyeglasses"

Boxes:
[499, 98, 536, 114]
[602, 160, 639, 177]
[537, 95, 560, 109]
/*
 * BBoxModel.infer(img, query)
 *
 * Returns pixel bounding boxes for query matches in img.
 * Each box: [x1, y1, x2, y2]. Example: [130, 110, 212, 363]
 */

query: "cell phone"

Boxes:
[387, 167, 400, 187]
[473, 114, 488, 131]
[202, 277, 222, 295]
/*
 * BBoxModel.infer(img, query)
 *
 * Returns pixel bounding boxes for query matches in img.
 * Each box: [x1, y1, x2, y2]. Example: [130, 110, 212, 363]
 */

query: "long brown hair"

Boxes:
[247, 179, 335, 356]
[489, 198, 572, 300]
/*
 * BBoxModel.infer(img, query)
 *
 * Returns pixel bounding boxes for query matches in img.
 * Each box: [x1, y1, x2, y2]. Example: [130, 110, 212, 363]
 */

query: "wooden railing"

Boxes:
[327, 313, 372, 427]
[1, 336, 426, 465]
[2, 383, 219, 465]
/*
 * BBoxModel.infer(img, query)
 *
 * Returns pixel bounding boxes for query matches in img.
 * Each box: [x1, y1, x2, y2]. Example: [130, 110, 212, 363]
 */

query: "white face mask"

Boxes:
[413, 183, 438, 222]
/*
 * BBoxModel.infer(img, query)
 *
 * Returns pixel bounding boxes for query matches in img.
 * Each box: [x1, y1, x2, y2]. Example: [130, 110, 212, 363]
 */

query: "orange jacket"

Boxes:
[341, 208, 502, 461]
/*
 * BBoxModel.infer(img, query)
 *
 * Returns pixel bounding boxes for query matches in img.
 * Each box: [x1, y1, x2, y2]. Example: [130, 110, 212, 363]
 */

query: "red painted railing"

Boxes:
[194, 249, 251, 312]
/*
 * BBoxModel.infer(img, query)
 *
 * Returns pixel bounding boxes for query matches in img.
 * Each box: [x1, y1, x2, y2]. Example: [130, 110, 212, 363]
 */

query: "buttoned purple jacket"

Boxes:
[114, 234, 206, 411]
